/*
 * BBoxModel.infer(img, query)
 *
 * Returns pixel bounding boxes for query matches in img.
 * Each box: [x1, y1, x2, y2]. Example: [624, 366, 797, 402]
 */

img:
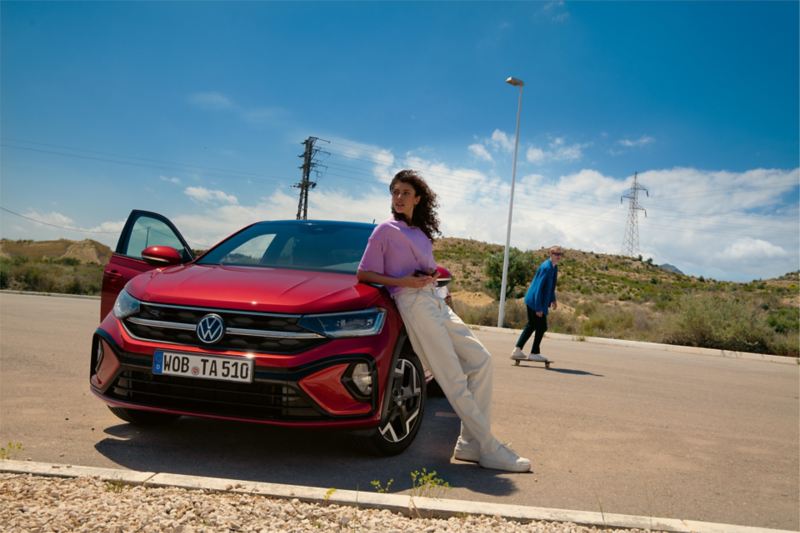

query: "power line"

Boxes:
[1, 140, 293, 184]
[0, 205, 118, 234]
[0, 205, 214, 248]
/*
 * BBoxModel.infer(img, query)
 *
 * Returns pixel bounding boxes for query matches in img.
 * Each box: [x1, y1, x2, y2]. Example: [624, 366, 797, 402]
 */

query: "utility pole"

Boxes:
[620, 171, 649, 257]
[294, 136, 329, 220]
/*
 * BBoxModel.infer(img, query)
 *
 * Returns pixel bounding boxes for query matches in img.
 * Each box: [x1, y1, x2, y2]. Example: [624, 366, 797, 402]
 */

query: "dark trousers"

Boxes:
[516, 306, 548, 354]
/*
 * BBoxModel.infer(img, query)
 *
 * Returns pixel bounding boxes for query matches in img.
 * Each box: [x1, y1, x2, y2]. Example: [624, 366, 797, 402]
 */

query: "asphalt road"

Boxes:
[0, 292, 797, 530]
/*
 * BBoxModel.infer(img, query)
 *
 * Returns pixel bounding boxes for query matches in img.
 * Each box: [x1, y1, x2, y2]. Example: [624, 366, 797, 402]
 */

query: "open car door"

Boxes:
[100, 210, 194, 321]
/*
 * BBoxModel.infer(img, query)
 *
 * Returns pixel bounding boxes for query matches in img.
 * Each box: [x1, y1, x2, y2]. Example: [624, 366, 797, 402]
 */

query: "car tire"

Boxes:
[108, 406, 180, 425]
[366, 351, 426, 456]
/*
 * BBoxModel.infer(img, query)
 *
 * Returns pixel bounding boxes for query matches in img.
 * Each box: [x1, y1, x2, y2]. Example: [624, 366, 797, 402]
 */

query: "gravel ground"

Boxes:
[0, 473, 657, 533]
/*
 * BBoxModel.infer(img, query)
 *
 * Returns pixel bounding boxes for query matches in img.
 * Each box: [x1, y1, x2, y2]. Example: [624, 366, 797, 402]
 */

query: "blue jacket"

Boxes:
[523, 258, 558, 315]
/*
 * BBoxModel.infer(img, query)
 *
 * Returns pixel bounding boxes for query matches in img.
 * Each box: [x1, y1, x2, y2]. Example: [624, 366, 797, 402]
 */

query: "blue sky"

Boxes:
[1, 1, 798, 282]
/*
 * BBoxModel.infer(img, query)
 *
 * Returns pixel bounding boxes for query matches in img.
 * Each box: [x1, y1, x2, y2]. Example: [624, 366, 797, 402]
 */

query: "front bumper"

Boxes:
[90, 316, 395, 429]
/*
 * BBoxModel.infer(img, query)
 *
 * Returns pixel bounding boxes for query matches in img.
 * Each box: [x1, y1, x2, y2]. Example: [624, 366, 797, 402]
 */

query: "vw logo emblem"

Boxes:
[196, 314, 224, 344]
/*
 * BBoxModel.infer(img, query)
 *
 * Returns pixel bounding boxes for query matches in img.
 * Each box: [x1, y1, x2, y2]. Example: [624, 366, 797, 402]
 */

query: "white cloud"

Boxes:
[468, 143, 493, 162]
[542, 0, 569, 23]
[0, 209, 122, 248]
[188, 91, 288, 125]
[22, 209, 75, 227]
[490, 129, 514, 153]
[160, 176, 181, 185]
[187, 92, 234, 110]
[526, 147, 546, 163]
[618, 135, 655, 148]
[526, 137, 586, 164]
[328, 137, 395, 181]
[184, 186, 239, 205]
[7, 139, 795, 283]
[721, 238, 788, 260]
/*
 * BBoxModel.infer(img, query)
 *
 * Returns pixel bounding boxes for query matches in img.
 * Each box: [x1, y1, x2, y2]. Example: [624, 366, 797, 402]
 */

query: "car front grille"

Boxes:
[108, 366, 324, 421]
[123, 302, 327, 354]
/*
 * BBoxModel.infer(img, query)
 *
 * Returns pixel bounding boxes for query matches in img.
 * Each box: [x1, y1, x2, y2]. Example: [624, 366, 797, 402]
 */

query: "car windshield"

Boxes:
[196, 221, 374, 274]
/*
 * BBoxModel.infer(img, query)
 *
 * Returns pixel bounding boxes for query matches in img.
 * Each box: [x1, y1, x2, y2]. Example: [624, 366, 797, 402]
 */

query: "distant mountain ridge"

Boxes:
[0, 239, 112, 265]
[659, 263, 684, 275]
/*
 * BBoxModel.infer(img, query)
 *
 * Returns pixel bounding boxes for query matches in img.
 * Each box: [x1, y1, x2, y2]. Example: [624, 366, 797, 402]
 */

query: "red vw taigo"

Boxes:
[91, 210, 450, 455]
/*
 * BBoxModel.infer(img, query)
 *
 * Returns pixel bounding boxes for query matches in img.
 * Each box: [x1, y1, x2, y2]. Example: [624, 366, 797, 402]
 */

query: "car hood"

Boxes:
[126, 264, 384, 314]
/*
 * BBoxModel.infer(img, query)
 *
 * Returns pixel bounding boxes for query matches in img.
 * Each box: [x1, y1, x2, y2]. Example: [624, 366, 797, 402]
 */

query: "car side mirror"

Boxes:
[141, 245, 183, 266]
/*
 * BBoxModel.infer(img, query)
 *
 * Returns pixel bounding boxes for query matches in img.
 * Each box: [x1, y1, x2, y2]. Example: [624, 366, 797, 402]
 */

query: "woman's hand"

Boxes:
[357, 269, 437, 289]
[402, 274, 435, 288]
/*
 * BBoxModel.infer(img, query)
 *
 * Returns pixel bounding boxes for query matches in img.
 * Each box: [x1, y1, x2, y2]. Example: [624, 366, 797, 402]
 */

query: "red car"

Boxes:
[91, 210, 450, 455]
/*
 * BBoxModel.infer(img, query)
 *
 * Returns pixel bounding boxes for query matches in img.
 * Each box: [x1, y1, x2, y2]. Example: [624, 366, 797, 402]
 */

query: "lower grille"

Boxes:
[108, 366, 324, 421]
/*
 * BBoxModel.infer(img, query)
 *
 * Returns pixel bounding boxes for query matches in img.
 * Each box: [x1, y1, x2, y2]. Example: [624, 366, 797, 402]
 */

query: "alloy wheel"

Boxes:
[378, 357, 423, 443]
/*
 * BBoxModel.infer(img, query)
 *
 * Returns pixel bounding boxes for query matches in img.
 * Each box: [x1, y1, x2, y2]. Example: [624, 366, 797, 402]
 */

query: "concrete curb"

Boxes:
[472, 325, 797, 365]
[0, 289, 100, 300]
[0, 460, 790, 533]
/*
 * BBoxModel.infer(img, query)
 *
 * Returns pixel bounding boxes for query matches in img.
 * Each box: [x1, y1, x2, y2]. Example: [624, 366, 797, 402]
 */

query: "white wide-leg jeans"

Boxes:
[393, 286, 501, 453]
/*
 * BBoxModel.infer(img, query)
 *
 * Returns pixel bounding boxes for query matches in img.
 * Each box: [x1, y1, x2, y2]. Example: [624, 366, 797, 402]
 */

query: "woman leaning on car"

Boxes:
[356, 169, 531, 473]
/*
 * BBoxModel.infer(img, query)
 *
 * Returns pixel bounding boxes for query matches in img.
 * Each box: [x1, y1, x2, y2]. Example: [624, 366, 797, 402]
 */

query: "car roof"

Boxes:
[250, 220, 376, 229]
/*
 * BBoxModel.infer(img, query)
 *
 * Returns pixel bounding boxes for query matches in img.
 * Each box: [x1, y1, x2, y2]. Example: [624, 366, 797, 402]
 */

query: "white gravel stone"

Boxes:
[0, 473, 659, 532]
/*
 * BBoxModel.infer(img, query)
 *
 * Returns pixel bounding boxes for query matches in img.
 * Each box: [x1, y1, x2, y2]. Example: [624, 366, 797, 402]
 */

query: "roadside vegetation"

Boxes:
[435, 238, 799, 357]
[1, 237, 797, 356]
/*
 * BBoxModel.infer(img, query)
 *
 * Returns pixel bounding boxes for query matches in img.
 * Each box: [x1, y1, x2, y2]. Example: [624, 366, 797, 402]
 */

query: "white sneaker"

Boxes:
[528, 353, 549, 362]
[479, 443, 531, 473]
[452, 437, 480, 463]
[510, 347, 527, 360]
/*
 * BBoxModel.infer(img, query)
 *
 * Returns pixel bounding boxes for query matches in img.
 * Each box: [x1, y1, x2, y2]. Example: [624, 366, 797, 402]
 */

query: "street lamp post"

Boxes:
[498, 76, 524, 327]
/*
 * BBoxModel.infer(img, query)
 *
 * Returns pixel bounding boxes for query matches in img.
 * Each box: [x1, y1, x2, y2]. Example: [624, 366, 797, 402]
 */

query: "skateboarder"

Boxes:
[511, 246, 562, 364]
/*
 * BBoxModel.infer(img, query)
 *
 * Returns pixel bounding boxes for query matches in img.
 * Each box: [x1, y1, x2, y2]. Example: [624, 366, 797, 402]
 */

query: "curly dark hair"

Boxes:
[389, 169, 441, 240]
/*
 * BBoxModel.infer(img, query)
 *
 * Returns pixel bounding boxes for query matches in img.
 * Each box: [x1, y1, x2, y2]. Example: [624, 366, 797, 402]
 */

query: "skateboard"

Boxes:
[513, 357, 553, 369]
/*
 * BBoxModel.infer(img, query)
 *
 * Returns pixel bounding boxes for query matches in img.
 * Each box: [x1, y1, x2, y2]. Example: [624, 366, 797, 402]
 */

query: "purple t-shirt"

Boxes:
[358, 218, 437, 295]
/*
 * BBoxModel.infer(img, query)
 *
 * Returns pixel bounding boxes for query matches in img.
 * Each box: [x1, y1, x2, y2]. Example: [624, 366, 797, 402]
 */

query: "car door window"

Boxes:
[122, 216, 187, 259]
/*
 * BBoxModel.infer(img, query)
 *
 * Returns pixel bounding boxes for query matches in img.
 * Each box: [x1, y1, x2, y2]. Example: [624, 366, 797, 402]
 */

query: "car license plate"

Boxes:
[153, 351, 254, 383]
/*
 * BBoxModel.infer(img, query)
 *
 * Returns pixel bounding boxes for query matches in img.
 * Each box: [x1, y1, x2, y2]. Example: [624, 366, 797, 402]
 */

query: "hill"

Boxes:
[0, 239, 112, 264]
[0, 237, 797, 356]
[0, 239, 111, 295]
[659, 263, 683, 275]
[432, 238, 799, 357]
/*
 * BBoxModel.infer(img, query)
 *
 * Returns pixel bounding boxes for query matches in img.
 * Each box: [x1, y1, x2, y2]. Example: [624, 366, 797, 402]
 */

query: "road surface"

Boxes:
[1, 292, 797, 529]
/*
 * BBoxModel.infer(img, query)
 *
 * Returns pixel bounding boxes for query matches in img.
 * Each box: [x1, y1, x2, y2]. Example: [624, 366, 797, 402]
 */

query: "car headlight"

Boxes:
[298, 308, 386, 338]
[113, 289, 141, 319]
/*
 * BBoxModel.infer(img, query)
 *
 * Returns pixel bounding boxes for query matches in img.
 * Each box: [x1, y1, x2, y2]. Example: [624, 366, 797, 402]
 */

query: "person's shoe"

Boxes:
[528, 353, 549, 362]
[452, 437, 480, 463]
[479, 443, 531, 473]
[510, 347, 527, 360]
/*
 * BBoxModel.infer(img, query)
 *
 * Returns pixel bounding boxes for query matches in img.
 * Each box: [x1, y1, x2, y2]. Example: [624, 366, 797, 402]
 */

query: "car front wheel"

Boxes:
[367, 351, 426, 456]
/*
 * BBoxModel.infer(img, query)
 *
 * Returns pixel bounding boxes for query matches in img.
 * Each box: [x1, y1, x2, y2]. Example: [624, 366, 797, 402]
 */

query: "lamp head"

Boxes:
[505, 76, 524, 87]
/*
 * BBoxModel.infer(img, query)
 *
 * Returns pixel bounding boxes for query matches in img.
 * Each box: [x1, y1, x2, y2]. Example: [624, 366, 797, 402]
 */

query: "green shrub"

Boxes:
[767, 307, 799, 334]
[484, 248, 533, 299]
[662, 294, 783, 354]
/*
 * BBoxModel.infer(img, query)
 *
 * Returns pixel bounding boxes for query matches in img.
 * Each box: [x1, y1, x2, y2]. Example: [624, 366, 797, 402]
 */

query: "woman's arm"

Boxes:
[357, 269, 435, 289]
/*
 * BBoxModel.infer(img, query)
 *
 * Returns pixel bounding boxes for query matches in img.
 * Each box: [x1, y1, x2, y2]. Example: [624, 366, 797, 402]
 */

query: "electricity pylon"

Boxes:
[620, 171, 649, 257]
[294, 136, 329, 220]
